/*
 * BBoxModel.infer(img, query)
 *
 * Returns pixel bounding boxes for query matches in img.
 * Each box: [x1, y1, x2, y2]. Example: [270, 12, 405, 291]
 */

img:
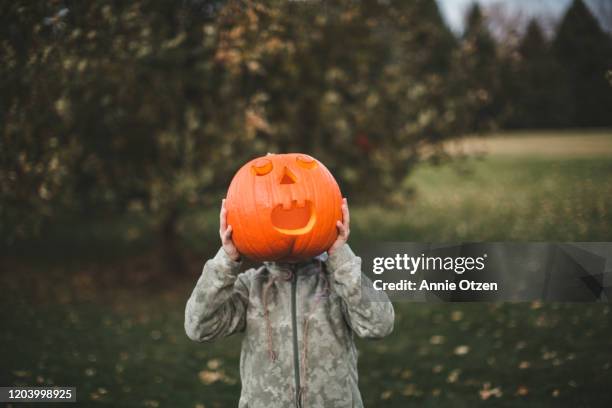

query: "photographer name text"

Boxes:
[370, 253, 498, 292]
[373, 279, 498, 291]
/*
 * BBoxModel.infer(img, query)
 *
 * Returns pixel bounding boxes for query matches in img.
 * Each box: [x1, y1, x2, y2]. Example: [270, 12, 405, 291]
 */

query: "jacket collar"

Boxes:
[263, 252, 328, 278]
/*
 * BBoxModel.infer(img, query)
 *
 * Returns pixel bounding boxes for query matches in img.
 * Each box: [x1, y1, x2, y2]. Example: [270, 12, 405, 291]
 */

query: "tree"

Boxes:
[553, 0, 612, 127]
[455, 3, 504, 132]
[1, 0, 241, 271]
[1, 0, 473, 270]
[211, 0, 465, 200]
[507, 19, 572, 128]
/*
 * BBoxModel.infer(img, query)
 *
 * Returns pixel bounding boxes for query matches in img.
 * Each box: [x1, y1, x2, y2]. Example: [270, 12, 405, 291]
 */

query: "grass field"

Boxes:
[2, 131, 612, 407]
[445, 129, 612, 158]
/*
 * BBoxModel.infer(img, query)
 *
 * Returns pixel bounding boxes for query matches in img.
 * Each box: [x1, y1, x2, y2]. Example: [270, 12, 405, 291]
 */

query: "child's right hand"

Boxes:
[219, 199, 241, 262]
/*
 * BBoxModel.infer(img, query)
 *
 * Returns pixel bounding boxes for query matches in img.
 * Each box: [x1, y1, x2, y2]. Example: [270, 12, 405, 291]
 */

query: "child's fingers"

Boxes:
[341, 198, 350, 227]
[221, 225, 233, 244]
[219, 199, 227, 232]
[336, 220, 347, 237]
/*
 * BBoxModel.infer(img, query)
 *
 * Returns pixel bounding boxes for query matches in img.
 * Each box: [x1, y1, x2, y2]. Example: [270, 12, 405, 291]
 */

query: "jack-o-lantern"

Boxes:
[226, 153, 342, 261]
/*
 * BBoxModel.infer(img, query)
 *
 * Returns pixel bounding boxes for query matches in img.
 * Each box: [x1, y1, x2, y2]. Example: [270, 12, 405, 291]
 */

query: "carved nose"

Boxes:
[280, 167, 297, 184]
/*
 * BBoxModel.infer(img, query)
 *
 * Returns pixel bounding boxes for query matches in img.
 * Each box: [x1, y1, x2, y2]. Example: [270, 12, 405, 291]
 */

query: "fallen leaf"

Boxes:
[429, 335, 445, 345]
[447, 369, 461, 383]
[401, 383, 423, 397]
[207, 359, 221, 370]
[400, 369, 413, 379]
[380, 390, 393, 400]
[454, 345, 470, 356]
[516, 385, 529, 396]
[198, 370, 223, 385]
[451, 310, 463, 321]
[479, 382, 502, 400]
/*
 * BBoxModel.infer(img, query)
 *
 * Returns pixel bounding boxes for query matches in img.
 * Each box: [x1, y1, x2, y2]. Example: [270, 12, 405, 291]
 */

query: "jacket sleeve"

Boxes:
[184, 247, 249, 342]
[326, 244, 395, 339]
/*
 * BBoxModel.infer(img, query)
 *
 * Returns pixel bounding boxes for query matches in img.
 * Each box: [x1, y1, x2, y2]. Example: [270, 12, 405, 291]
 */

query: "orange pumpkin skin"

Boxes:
[226, 153, 342, 262]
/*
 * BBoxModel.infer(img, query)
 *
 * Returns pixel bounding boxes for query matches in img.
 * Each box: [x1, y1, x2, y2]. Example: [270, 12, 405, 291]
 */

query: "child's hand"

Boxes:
[329, 198, 350, 255]
[220, 199, 241, 261]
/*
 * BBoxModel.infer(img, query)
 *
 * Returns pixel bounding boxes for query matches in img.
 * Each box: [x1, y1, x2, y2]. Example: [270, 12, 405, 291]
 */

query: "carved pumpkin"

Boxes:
[226, 153, 342, 261]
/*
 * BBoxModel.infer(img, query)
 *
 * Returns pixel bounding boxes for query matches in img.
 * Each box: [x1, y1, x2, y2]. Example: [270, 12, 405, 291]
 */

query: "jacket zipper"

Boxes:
[291, 266, 301, 407]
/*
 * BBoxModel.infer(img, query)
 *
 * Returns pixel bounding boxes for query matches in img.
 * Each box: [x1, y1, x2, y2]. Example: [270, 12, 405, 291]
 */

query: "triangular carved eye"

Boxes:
[252, 158, 273, 176]
[280, 167, 297, 184]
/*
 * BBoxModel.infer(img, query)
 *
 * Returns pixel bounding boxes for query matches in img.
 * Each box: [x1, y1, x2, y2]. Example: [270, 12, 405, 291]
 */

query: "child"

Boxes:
[185, 198, 394, 408]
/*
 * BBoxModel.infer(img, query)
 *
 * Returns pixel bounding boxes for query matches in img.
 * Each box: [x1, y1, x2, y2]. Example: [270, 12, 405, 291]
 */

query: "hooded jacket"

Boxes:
[185, 244, 394, 408]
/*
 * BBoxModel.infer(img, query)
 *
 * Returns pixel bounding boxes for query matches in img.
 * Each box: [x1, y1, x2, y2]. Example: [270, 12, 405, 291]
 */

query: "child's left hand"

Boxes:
[328, 198, 350, 255]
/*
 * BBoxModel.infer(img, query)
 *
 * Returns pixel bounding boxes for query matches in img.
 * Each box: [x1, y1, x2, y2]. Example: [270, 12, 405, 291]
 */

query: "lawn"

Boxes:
[1, 131, 612, 407]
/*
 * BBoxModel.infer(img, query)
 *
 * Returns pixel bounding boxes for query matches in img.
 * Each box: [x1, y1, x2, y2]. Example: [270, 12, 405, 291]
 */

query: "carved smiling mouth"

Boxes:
[271, 200, 316, 235]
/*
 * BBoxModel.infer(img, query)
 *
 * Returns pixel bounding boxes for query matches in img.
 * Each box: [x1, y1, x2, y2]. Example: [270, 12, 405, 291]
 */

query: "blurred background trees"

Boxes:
[552, 0, 612, 127]
[455, 4, 504, 132]
[1, 0, 468, 255]
[506, 19, 572, 128]
[1, 0, 612, 269]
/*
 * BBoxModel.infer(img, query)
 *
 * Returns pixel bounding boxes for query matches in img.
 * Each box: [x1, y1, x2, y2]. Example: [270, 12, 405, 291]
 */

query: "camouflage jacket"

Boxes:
[185, 244, 394, 408]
